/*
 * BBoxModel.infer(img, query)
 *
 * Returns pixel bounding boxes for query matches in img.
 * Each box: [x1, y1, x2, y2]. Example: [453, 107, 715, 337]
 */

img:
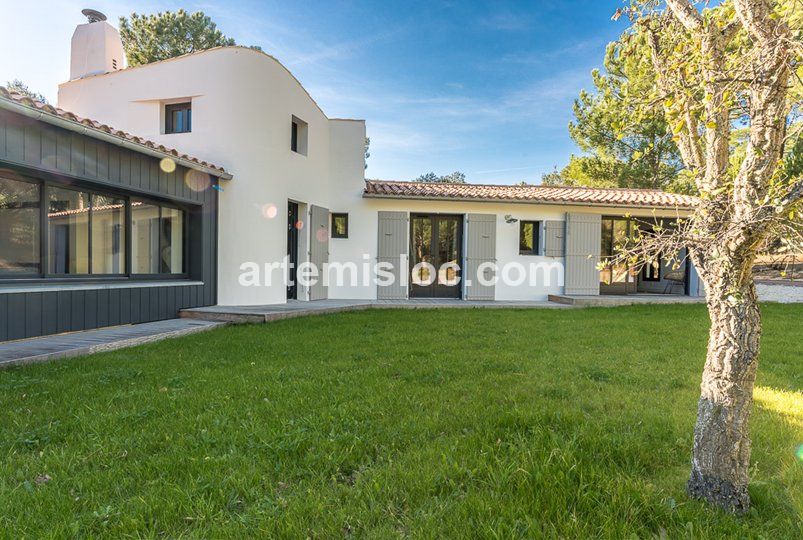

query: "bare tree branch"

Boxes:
[665, 0, 703, 32]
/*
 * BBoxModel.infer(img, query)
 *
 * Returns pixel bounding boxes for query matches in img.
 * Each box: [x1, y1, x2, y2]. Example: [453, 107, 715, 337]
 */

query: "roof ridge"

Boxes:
[365, 178, 679, 194]
[364, 179, 698, 209]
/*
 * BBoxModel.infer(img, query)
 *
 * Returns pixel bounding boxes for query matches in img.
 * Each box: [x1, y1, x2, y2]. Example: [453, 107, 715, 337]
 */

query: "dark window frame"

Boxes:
[0, 175, 42, 278]
[331, 213, 349, 239]
[291, 120, 299, 153]
[518, 220, 541, 255]
[290, 115, 308, 155]
[129, 198, 189, 279]
[0, 169, 192, 283]
[642, 254, 662, 282]
[165, 102, 192, 134]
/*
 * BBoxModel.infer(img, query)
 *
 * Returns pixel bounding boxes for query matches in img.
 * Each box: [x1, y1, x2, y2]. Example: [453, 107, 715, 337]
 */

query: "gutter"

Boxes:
[362, 193, 695, 212]
[0, 96, 233, 181]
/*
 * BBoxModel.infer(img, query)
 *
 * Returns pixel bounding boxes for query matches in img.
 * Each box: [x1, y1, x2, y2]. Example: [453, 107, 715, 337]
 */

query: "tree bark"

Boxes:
[688, 268, 761, 514]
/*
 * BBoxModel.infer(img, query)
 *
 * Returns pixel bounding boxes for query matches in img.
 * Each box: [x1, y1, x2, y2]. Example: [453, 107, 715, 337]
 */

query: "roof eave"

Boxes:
[0, 95, 233, 181]
[362, 192, 695, 212]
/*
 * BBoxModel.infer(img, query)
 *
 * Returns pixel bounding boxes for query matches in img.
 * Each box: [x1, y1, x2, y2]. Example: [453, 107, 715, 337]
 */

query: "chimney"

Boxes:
[70, 9, 125, 80]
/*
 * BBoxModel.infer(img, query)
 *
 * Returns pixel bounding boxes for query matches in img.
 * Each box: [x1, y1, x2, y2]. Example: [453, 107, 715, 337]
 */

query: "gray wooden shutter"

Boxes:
[377, 211, 408, 300]
[309, 205, 329, 300]
[564, 213, 601, 295]
[543, 220, 565, 257]
[465, 214, 496, 300]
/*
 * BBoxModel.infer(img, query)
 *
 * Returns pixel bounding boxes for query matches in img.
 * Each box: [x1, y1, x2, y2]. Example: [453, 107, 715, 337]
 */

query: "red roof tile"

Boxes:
[0, 86, 230, 178]
[364, 180, 697, 209]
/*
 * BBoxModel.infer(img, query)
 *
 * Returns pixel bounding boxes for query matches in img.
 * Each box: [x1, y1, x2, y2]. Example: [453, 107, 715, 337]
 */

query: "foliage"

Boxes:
[415, 171, 466, 183]
[0, 307, 800, 536]
[119, 10, 258, 67]
[607, 0, 803, 513]
[5, 79, 47, 104]
[553, 30, 684, 191]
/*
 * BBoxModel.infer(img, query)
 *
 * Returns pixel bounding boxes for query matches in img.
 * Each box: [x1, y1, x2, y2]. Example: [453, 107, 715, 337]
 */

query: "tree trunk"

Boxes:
[688, 277, 761, 514]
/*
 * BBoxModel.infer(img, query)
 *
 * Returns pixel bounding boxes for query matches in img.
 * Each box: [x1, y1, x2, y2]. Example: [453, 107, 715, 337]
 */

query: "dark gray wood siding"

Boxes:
[0, 109, 219, 341]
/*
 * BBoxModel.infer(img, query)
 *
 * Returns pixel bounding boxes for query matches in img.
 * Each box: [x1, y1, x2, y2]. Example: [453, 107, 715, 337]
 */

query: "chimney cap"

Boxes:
[81, 9, 107, 23]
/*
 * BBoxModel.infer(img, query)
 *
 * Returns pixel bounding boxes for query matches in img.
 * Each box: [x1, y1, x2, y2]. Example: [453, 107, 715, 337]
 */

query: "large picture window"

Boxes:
[0, 176, 40, 274]
[0, 174, 189, 280]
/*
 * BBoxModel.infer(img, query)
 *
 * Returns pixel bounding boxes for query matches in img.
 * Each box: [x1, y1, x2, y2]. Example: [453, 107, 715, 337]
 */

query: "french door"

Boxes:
[409, 214, 463, 298]
[287, 202, 299, 300]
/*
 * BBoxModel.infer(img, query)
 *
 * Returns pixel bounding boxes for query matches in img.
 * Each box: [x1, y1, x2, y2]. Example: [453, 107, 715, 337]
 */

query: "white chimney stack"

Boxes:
[70, 9, 125, 80]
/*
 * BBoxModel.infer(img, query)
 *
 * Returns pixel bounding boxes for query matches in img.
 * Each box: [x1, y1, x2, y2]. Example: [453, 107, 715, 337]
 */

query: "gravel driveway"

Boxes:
[756, 281, 803, 303]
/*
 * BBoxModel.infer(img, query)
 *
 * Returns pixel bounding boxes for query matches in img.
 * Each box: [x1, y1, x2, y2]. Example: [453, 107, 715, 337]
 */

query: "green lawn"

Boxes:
[0, 305, 801, 537]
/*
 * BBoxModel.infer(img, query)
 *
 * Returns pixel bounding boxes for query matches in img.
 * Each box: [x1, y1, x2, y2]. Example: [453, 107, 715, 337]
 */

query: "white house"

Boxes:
[0, 11, 703, 341]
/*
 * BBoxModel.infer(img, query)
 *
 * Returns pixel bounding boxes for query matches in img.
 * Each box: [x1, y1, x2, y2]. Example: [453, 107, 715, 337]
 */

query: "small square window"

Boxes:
[291, 115, 308, 155]
[519, 221, 541, 255]
[331, 213, 348, 238]
[165, 102, 192, 134]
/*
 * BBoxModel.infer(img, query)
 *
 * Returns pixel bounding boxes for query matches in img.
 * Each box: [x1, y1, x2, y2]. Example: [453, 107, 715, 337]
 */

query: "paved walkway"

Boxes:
[756, 282, 803, 303]
[0, 319, 223, 368]
[179, 299, 566, 323]
[548, 293, 704, 307]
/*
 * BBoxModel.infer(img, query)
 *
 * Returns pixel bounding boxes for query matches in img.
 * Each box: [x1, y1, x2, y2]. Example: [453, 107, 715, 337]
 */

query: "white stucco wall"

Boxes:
[59, 46, 366, 306]
[325, 191, 690, 301]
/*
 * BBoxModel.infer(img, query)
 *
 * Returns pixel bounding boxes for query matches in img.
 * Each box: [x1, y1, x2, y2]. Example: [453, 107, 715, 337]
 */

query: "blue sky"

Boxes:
[0, 1, 629, 184]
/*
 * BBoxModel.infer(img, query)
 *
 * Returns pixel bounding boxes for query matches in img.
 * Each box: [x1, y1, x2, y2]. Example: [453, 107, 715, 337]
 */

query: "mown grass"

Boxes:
[0, 304, 800, 538]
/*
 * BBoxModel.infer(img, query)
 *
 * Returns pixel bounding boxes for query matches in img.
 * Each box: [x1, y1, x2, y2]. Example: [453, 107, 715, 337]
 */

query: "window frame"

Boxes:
[642, 254, 662, 282]
[518, 220, 541, 256]
[165, 102, 192, 135]
[290, 115, 308, 155]
[130, 199, 189, 279]
[0, 175, 43, 279]
[0, 169, 192, 283]
[331, 213, 349, 239]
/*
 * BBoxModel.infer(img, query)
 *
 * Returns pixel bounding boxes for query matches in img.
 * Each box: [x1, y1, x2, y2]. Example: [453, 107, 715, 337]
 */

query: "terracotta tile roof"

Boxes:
[0, 86, 230, 178]
[364, 180, 698, 209]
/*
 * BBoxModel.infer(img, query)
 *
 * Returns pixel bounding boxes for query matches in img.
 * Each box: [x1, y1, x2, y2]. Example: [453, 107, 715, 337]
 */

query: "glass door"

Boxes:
[600, 217, 637, 294]
[409, 214, 463, 298]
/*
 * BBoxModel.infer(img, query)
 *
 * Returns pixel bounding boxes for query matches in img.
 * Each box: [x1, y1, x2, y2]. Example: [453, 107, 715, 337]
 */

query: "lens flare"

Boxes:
[295, 220, 304, 230]
[261, 204, 278, 219]
[184, 169, 212, 192]
[159, 157, 177, 173]
[796, 444, 803, 462]
[316, 228, 328, 242]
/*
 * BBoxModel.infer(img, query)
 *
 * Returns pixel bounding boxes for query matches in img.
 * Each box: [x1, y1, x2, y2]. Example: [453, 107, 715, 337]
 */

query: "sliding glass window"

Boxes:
[132, 201, 160, 274]
[48, 187, 90, 274]
[1, 178, 188, 280]
[132, 201, 185, 275]
[160, 207, 184, 274]
[0, 176, 40, 275]
[91, 194, 126, 274]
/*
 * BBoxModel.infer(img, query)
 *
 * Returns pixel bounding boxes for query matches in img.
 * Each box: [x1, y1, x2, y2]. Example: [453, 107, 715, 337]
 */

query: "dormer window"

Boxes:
[165, 102, 192, 134]
[291, 115, 308, 155]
